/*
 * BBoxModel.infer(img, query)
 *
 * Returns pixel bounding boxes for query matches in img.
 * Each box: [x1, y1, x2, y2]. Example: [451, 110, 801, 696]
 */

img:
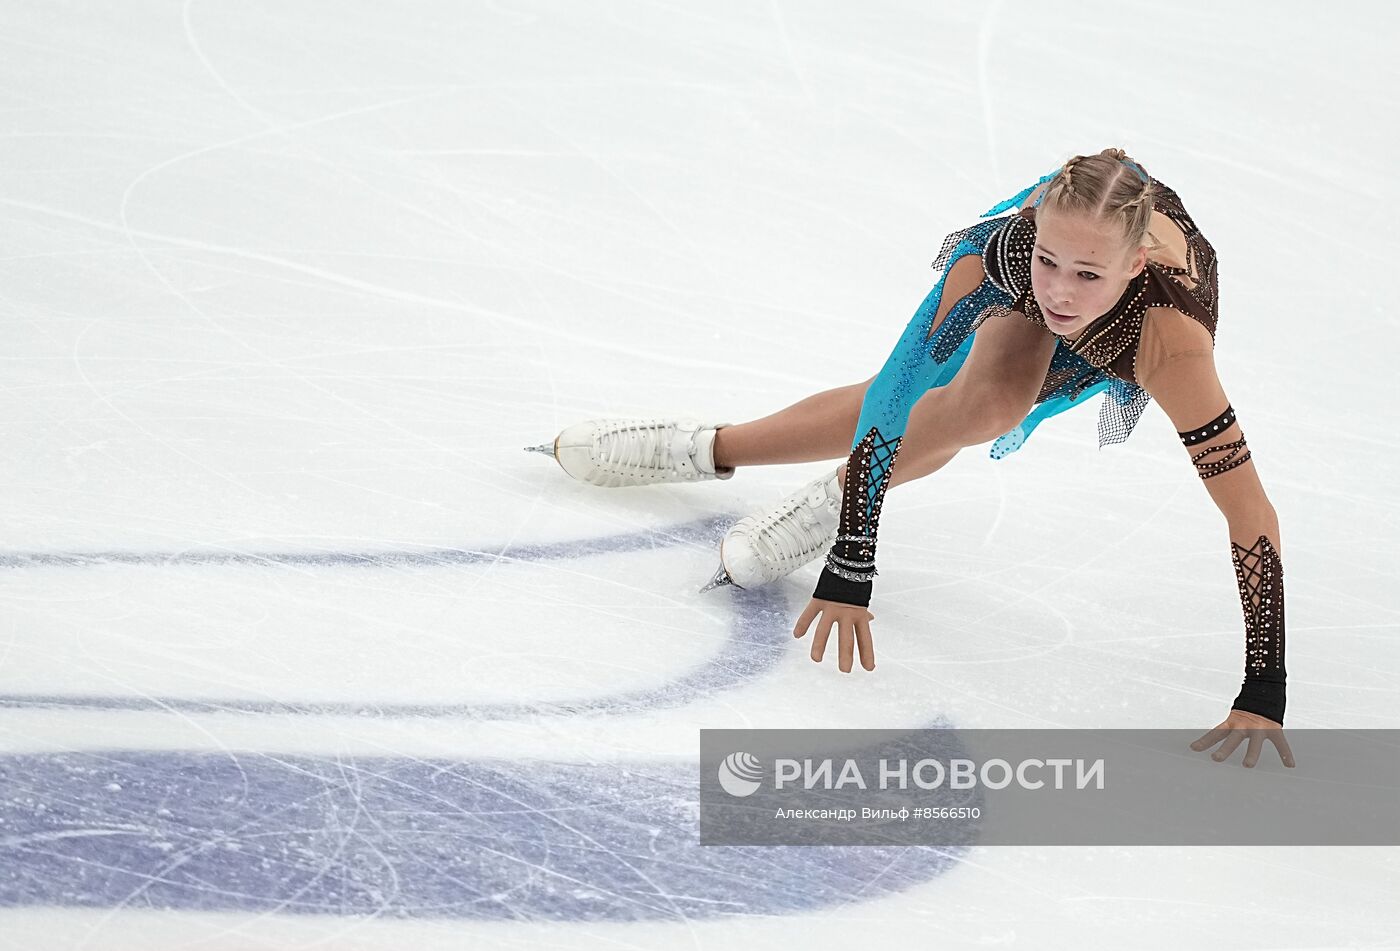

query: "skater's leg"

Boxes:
[712, 266, 1051, 594]
[883, 310, 1058, 489]
[712, 375, 875, 469]
[714, 254, 991, 471]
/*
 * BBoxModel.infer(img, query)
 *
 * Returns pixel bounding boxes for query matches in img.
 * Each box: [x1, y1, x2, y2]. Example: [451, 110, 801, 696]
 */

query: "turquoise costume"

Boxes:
[812, 167, 1220, 606]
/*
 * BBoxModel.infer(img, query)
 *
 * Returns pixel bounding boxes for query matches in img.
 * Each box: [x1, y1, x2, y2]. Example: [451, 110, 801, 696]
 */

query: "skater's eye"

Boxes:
[1039, 256, 1099, 281]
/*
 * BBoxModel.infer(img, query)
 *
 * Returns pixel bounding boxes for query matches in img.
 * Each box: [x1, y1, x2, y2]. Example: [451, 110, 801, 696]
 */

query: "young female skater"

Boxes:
[531, 149, 1293, 766]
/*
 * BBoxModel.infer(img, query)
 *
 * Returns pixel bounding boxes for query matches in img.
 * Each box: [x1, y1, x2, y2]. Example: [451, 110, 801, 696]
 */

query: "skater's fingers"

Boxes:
[1242, 731, 1264, 769]
[838, 622, 854, 674]
[1209, 729, 1247, 763]
[793, 600, 821, 639]
[855, 619, 875, 671]
[811, 615, 835, 663]
[1189, 725, 1231, 752]
[1269, 731, 1296, 768]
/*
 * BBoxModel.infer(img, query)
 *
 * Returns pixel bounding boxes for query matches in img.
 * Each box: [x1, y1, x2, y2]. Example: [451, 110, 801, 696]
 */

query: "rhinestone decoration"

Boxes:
[1190, 432, 1252, 480]
[1233, 534, 1285, 674]
[816, 175, 1225, 607]
[1178, 404, 1238, 446]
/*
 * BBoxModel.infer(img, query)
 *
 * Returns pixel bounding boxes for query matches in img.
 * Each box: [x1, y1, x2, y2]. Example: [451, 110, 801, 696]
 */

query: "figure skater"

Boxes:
[529, 148, 1293, 767]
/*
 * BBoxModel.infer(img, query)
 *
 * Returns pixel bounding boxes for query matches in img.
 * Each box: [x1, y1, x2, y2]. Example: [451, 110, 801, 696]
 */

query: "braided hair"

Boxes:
[1042, 147, 1162, 253]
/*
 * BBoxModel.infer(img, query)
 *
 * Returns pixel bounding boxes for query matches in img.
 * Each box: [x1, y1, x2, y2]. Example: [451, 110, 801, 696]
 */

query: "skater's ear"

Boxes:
[1125, 241, 1148, 278]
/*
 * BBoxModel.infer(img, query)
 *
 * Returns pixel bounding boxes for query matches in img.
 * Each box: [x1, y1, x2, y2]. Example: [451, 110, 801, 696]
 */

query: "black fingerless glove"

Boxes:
[1228, 534, 1287, 724]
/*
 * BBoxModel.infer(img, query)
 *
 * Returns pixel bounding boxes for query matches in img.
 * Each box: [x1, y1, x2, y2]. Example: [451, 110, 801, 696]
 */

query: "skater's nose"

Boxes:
[1046, 281, 1073, 312]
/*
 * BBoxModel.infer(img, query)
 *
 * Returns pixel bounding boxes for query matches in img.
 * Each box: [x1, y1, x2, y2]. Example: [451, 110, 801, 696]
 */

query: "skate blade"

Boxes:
[699, 560, 737, 594]
[524, 432, 561, 462]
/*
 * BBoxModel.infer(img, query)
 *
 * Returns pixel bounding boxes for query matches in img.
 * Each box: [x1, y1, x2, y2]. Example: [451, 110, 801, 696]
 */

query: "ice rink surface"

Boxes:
[2, 0, 1398, 947]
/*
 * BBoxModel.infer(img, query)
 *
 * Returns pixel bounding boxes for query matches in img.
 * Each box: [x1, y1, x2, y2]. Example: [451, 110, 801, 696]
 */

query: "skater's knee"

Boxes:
[969, 391, 1031, 443]
[938, 382, 1029, 445]
[978, 402, 1029, 443]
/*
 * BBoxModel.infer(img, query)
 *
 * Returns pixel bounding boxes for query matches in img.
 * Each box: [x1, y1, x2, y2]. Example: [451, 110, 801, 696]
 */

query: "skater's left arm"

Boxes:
[1137, 309, 1294, 766]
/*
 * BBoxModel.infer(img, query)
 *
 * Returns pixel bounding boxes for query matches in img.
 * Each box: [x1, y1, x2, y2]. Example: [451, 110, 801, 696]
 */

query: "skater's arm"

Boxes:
[811, 252, 991, 608]
[1138, 316, 1288, 725]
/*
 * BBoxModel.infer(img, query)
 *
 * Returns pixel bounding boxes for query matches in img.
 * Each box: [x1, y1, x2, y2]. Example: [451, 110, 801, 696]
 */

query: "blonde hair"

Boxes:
[1041, 147, 1162, 253]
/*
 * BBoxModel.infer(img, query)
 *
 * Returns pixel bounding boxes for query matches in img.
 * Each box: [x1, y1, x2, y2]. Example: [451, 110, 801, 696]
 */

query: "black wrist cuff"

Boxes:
[812, 566, 872, 607]
[1231, 677, 1286, 725]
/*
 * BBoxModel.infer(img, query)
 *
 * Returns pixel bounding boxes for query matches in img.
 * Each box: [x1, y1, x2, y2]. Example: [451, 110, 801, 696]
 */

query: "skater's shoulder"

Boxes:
[1143, 210, 1190, 268]
[1136, 305, 1216, 388]
[981, 212, 1036, 297]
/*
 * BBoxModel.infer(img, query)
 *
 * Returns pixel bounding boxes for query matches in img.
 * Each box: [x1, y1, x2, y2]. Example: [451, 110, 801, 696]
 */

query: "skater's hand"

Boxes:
[1189, 709, 1295, 768]
[793, 598, 876, 673]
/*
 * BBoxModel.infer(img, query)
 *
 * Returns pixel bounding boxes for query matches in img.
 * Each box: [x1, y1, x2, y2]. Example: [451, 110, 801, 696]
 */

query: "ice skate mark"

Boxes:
[975, 0, 1007, 180]
[0, 516, 794, 719]
[0, 743, 969, 919]
[0, 514, 731, 571]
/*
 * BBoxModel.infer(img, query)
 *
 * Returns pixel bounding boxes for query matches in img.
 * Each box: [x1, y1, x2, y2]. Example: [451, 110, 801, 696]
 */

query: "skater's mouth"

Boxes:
[1044, 307, 1077, 323]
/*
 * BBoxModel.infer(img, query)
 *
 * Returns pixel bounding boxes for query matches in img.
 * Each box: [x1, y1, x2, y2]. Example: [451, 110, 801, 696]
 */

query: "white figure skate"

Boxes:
[526, 417, 735, 487]
[700, 467, 843, 592]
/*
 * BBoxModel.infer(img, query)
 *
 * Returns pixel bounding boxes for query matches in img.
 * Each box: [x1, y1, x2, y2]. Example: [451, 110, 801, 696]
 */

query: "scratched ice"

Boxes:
[1, 1, 1397, 949]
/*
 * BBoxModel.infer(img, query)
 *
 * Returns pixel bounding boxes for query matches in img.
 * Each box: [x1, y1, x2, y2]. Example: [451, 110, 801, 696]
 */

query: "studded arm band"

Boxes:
[1177, 403, 1252, 481]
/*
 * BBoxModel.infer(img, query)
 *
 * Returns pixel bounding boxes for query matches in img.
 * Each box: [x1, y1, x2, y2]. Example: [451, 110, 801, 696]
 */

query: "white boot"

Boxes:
[701, 466, 844, 592]
[539, 417, 736, 488]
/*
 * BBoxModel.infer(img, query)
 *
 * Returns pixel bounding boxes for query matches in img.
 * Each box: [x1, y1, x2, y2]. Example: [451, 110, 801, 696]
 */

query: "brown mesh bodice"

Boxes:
[1006, 178, 1220, 396]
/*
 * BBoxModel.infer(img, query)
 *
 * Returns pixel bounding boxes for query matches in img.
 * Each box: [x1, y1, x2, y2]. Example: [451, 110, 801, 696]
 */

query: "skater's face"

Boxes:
[1030, 207, 1147, 339]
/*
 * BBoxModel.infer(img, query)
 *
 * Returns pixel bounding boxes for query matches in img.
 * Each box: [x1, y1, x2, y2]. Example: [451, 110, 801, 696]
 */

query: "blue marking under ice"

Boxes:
[0, 524, 966, 918]
[0, 750, 967, 919]
[0, 516, 792, 718]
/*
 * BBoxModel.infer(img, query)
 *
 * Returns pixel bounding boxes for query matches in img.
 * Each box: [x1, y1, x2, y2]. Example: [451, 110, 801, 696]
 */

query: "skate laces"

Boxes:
[599, 420, 688, 476]
[753, 480, 835, 568]
[756, 514, 814, 567]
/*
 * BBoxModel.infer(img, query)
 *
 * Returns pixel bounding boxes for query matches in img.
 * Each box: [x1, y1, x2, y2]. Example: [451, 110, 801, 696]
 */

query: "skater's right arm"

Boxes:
[808, 251, 993, 612]
[796, 200, 1036, 670]
[798, 185, 1045, 669]
[800, 253, 996, 672]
